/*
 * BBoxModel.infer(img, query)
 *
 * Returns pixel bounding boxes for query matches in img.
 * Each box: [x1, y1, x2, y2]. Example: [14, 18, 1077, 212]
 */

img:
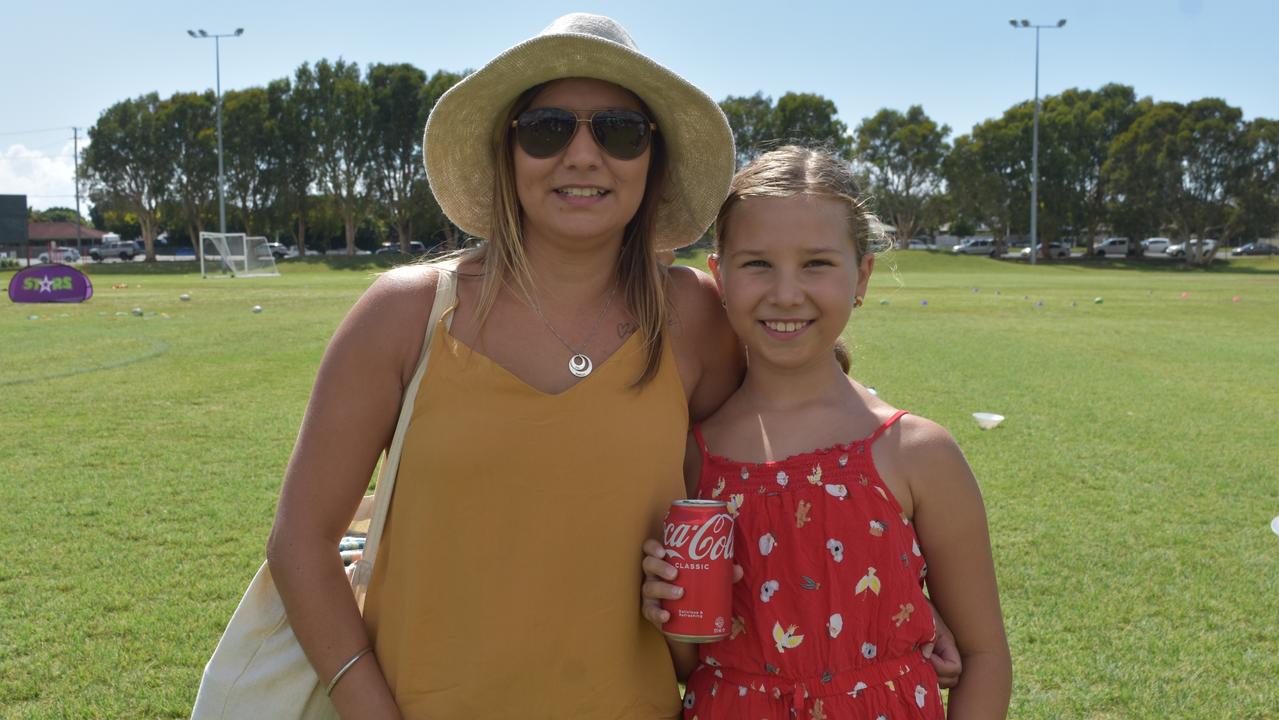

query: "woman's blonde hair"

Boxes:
[713, 145, 883, 373]
[456, 83, 670, 387]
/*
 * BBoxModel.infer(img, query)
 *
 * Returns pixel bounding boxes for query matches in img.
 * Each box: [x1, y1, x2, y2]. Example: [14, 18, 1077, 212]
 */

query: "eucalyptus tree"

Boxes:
[269, 69, 319, 253]
[772, 92, 852, 157]
[158, 91, 217, 249]
[368, 65, 464, 253]
[1037, 85, 1146, 256]
[222, 87, 277, 236]
[312, 59, 376, 255]
[1105, 99, 1248, 264]
[719, 92, 851, 167]
[944, 105, 1033, 253]
[83, 93, 172, 260]
[854, 105, 950, 248]
[1236, 118, 1279, 240]
[719, 92, 778, 167]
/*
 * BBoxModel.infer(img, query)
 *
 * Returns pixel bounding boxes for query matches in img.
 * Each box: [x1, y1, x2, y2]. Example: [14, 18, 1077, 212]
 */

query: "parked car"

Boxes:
[1231, 241, 1279, 256]
[1141, 237, 1171, 254]
[1093, 237, 1133, 257]
[90, 238, 144, 261]
[37, 247, 81, 264]
[1020, 241, 1071, 259]
[906, 237, 934, 250]
[1165, 239, 1217, 258]
[256, 242, 289, 259]
[951, 237, 1000, 257]
[375, 241, 428, 255]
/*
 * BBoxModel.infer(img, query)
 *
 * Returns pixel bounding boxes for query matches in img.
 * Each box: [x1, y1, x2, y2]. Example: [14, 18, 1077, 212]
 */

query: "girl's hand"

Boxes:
[641, 538, 744, 629]
[640, 538, 682, 628]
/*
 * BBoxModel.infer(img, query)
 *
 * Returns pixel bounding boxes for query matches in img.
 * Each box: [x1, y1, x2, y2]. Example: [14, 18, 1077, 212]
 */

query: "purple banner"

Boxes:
[8, 264, 94, 303]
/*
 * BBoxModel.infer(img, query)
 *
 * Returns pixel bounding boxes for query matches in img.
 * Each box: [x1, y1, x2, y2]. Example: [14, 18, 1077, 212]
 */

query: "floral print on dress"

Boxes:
[683, 410, 943, 719]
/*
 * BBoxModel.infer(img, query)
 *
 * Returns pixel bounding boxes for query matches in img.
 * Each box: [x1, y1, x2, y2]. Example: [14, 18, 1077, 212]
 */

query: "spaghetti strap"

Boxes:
[692, 424, 711, 456]
[866, 409, 910, 445]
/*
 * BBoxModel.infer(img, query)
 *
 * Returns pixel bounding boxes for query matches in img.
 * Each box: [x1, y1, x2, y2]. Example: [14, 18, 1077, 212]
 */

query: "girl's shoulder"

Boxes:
[873, 411, 971, 493]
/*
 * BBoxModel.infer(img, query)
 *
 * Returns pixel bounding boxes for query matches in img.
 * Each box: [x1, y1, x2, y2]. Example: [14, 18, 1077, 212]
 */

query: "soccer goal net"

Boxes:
[199, 232, 280, 278]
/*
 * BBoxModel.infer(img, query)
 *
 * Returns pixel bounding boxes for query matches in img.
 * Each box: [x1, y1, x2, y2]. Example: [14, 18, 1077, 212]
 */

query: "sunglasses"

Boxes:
[511, 107, 657, 160]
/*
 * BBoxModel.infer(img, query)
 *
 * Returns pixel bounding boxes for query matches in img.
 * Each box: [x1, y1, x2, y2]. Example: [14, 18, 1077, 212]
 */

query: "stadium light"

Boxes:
[1009, 18, 1067, 265]
[187, 27, 244, 235]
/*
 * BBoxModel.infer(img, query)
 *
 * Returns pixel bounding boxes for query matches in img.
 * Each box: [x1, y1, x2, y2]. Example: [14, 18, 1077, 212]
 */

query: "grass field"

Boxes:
[2, 252, 1277, 718]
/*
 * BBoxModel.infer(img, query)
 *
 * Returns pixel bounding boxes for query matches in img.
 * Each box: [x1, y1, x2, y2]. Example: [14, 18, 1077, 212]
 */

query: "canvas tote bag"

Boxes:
[191, 265, 457, 719]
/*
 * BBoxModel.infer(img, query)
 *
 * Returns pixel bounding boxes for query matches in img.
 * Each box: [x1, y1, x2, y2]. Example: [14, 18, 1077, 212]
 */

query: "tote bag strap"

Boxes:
[350, 262, 458, 602]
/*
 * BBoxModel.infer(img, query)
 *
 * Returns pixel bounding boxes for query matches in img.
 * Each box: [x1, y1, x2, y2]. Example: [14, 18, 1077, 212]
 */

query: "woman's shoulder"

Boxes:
[665, 263, 719, 316]
[339, 263, 451, 384]
[357, 264, 443, 330]
[663, 264, 744, 422]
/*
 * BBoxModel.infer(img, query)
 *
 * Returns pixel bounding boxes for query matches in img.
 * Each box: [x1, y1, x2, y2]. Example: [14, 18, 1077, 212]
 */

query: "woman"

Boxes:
[268, 14, 740, 719]
[267, 13, 957, 719]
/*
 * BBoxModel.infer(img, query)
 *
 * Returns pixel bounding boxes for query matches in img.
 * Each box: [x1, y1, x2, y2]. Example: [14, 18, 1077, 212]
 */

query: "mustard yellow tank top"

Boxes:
[363, 304, 687, 719]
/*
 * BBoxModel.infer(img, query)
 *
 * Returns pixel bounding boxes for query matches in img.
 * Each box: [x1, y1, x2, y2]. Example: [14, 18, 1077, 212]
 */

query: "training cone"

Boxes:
[972, 413, 1005, 430]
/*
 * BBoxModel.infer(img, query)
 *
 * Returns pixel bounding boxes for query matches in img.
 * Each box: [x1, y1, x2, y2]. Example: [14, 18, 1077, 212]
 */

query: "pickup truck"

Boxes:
[90, 239, 144, 261]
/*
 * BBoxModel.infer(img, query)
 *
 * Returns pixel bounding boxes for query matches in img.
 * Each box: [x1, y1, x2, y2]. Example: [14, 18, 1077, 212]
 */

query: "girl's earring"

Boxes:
[853, 296, 864, 309]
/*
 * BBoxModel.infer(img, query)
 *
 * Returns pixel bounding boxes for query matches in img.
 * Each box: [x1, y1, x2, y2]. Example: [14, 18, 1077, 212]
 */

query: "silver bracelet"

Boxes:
[326, 646, 373, 697]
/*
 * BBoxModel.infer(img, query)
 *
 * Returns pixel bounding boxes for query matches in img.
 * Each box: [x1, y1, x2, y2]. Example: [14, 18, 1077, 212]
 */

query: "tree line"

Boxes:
[81, 62, 1278, 266]
[83, 61, 463, 260]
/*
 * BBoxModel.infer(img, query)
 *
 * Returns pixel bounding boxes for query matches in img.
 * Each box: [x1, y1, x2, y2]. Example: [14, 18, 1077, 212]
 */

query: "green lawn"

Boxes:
[2, 253, 1277, 718]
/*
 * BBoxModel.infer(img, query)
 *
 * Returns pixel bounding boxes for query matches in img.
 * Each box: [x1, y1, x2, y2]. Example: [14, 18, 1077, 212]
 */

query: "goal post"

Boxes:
[199, 232, 280, 278]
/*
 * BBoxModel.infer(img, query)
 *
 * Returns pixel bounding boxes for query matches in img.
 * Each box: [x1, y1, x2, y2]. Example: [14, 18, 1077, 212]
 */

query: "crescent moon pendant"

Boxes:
[569, 354, 593, 378]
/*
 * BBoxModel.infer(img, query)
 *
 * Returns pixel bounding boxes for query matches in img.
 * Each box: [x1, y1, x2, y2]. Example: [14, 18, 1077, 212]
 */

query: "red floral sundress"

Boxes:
[683, 410, 945, 720]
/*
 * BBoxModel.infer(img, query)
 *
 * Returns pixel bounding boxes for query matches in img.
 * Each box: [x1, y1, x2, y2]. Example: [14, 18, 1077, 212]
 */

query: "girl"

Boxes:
[641, 147, 1011, 718]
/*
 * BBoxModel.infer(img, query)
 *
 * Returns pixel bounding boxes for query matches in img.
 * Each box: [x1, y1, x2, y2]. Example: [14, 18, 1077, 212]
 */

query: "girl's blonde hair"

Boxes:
[454, 83, 670, 387]
[713, 146, 883, 373]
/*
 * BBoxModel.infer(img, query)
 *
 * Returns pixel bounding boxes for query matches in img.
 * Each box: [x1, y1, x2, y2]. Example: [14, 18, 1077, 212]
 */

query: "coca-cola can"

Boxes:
[660, 499, 734, 643]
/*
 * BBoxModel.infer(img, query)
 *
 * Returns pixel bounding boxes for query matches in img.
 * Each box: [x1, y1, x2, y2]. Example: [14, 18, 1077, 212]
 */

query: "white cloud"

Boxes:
[0, 140, 89, 211]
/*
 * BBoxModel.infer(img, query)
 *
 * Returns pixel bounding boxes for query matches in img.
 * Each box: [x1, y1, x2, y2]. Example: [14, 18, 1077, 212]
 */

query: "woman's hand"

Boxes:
[923, 602, 963, 689]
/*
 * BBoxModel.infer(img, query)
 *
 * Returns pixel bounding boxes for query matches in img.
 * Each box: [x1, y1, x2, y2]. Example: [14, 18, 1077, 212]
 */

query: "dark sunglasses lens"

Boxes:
[592, 110, 651, 159]
[516, 108, 576, 158]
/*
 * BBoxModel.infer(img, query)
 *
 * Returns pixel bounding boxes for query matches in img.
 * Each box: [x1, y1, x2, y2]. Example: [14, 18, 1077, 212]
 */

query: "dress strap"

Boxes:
[691, 424, 711, 456]
[866, 409, 910, 445]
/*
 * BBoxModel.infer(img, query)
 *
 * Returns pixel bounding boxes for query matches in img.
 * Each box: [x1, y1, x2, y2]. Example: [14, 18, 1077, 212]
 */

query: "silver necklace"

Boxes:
[529, 283, 619, 378]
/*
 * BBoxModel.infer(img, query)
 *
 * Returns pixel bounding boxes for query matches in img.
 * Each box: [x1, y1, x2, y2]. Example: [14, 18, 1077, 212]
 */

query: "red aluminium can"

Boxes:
[660, 499, 735, 643]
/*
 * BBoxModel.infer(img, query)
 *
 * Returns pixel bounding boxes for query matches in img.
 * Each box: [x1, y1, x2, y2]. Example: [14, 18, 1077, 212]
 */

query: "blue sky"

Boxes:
[3, 0, 1276, 210]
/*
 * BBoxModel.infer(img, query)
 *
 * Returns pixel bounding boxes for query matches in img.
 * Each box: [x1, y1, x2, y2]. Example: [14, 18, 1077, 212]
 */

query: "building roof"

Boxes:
[27, 222, 107, 242]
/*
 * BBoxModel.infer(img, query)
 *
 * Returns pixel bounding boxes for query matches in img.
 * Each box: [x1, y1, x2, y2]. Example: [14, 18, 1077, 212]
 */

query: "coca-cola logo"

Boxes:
[663, 513, 735, 561]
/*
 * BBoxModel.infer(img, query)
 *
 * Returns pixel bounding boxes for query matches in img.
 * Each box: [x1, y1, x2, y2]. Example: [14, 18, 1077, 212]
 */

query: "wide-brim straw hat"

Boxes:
[424, 13, 734, 252]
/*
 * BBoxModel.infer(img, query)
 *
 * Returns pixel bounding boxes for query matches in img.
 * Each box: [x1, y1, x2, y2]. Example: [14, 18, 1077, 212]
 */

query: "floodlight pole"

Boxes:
[1010, 19, 1066, 265]
[188, 28, 244, 235]
[73, 126, 82, 257]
